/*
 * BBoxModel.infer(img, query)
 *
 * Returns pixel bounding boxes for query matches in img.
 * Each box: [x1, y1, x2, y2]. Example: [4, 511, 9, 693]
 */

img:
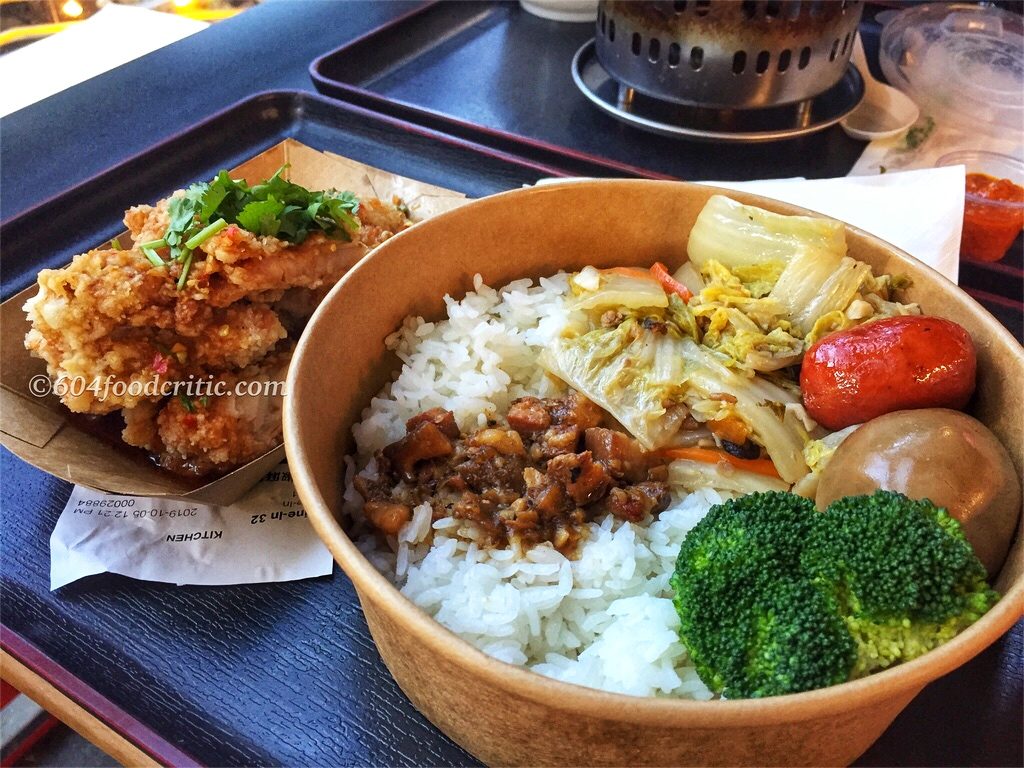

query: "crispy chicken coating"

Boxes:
[131, 344, 293, 476]
[24, 248, 287, 412]
[126, 196, 409, 307]
[192, 227, 370, 307]
[121, 399, 162, 452]
[26, 187, 411, 474]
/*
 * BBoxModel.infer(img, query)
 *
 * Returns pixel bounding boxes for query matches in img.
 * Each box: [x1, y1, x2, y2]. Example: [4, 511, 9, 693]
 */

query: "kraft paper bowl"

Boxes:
[284, 181, 1024, 766]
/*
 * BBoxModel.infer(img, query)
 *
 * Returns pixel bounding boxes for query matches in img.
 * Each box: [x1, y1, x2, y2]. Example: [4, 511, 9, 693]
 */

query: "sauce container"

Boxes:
[937, 150, 1024, 263]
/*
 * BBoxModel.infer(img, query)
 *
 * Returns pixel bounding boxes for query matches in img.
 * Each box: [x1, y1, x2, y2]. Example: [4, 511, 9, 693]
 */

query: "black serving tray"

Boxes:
[310, 0, 1023, 340]
[0, 90, 1021, 768]
[309, 0, 870, 180]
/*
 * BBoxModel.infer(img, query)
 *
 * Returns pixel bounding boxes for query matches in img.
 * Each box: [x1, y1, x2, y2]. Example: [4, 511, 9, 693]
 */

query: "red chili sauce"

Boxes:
[961, 172, 1024, 263]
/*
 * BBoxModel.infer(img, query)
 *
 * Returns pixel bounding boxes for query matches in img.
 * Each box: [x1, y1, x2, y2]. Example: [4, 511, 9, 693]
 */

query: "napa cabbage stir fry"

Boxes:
[540, 195, 920, 495]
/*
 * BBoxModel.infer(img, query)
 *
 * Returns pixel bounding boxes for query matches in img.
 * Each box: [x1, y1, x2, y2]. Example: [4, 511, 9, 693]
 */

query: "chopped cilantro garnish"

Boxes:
[142, 247, 165, 267]
[184, 218, 228, 250]
[177, 251, 194, 290]
[178, 393, 195, 413]
[236, 197, 286, 236]
[162, 165, 360, 265]
[904, 116, 935, 150]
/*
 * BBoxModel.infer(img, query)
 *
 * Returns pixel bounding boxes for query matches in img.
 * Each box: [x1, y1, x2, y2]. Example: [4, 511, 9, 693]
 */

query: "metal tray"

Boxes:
[309, 0, 1022, 340]
[1, 90, 1020, 768]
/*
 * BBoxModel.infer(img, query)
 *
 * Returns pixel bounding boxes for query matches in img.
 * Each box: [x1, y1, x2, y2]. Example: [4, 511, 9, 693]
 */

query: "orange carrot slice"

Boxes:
[658, 446, 781, 479]
[650, 261, 693, 302]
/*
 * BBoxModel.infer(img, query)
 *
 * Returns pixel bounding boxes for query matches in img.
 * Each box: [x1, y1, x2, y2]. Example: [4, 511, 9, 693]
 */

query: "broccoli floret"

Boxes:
[804, 490, 999, 678]
[741, 576, 854, 697]
[670, 490, 999, 698]
[670, 492, 855, 698]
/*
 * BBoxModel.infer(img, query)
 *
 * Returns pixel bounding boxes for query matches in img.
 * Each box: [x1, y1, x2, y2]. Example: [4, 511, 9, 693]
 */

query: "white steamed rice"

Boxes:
[346, 274, 718, 699]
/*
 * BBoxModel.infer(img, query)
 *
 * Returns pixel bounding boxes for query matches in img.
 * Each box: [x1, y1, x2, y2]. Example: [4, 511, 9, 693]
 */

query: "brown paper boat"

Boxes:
[0, 139, 467, 505]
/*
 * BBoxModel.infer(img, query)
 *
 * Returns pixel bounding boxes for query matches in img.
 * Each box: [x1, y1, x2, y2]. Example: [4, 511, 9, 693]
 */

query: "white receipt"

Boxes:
[49, 464, 333, 590]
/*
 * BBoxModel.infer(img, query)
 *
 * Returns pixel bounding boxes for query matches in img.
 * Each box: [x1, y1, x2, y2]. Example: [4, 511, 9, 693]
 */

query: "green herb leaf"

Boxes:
[176, 251, 194, 290]
[184, 218, 228, 250]
[142, 247, 166, 267]
[237, 196, 286, 236]
[159, 164, 363, 269]
[200, 171, 235, 221]
[904, 116, 935, 150]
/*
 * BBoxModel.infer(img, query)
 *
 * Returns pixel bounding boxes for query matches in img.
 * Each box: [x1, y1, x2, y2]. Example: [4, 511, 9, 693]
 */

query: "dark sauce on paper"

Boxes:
[65, 411, 224, 491]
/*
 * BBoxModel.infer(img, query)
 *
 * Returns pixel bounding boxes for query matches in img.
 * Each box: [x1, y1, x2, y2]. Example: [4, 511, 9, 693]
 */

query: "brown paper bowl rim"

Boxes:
[285, 179, 1024, 727]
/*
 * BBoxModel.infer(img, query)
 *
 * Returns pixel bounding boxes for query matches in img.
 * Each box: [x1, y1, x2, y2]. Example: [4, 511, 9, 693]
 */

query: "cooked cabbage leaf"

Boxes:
[694, 261, 788, 329]
[686, 261, 802, 371]
[687, 196, 888, 338]
[675, 337, 809, 483]
[699, 306, 803, 372]
[666, 294, 701, 343]
[731, 263, 783, 298]
[672, 262, 705, 297]
[791, 424, 862, 498]
[539, 317, 689, 449]
[769, 253, 872, 337]
[688, 195, 845, 275]
[863, 292, 921, 319]
[541, 317, 811, 483]
[569, 266, 668, 311]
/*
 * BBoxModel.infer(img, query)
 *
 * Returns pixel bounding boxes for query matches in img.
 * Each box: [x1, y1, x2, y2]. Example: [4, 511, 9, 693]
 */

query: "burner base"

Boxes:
[572, 39, 865, 143]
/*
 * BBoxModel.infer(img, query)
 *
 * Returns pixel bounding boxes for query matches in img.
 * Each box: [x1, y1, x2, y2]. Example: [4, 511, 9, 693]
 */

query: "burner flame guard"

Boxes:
[595, 0, 865, 109]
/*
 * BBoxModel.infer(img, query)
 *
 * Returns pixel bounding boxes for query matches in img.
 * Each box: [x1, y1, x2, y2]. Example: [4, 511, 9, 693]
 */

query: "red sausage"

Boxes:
[800, 316, 977, 431]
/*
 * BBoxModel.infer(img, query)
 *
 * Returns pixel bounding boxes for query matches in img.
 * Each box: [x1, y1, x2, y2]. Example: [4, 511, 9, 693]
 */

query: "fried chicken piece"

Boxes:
[29, 187, 411, 474]
[358, 197, 413, 244]
[183, 303, 287, 370]
[124, 202, 169, 245]
[122, 400, 162, 452]
[24, 248, 286, 412]
[27, 248, 178, 334]
[193, 228, 370, 307]
[152, 344, 293, 476]
[126, 195, 411, 308]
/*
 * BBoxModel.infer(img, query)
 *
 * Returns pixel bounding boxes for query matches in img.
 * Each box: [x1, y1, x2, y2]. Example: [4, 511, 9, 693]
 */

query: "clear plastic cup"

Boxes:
[937, 150, 1024, 263]
[880, 4, 1023, 140]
